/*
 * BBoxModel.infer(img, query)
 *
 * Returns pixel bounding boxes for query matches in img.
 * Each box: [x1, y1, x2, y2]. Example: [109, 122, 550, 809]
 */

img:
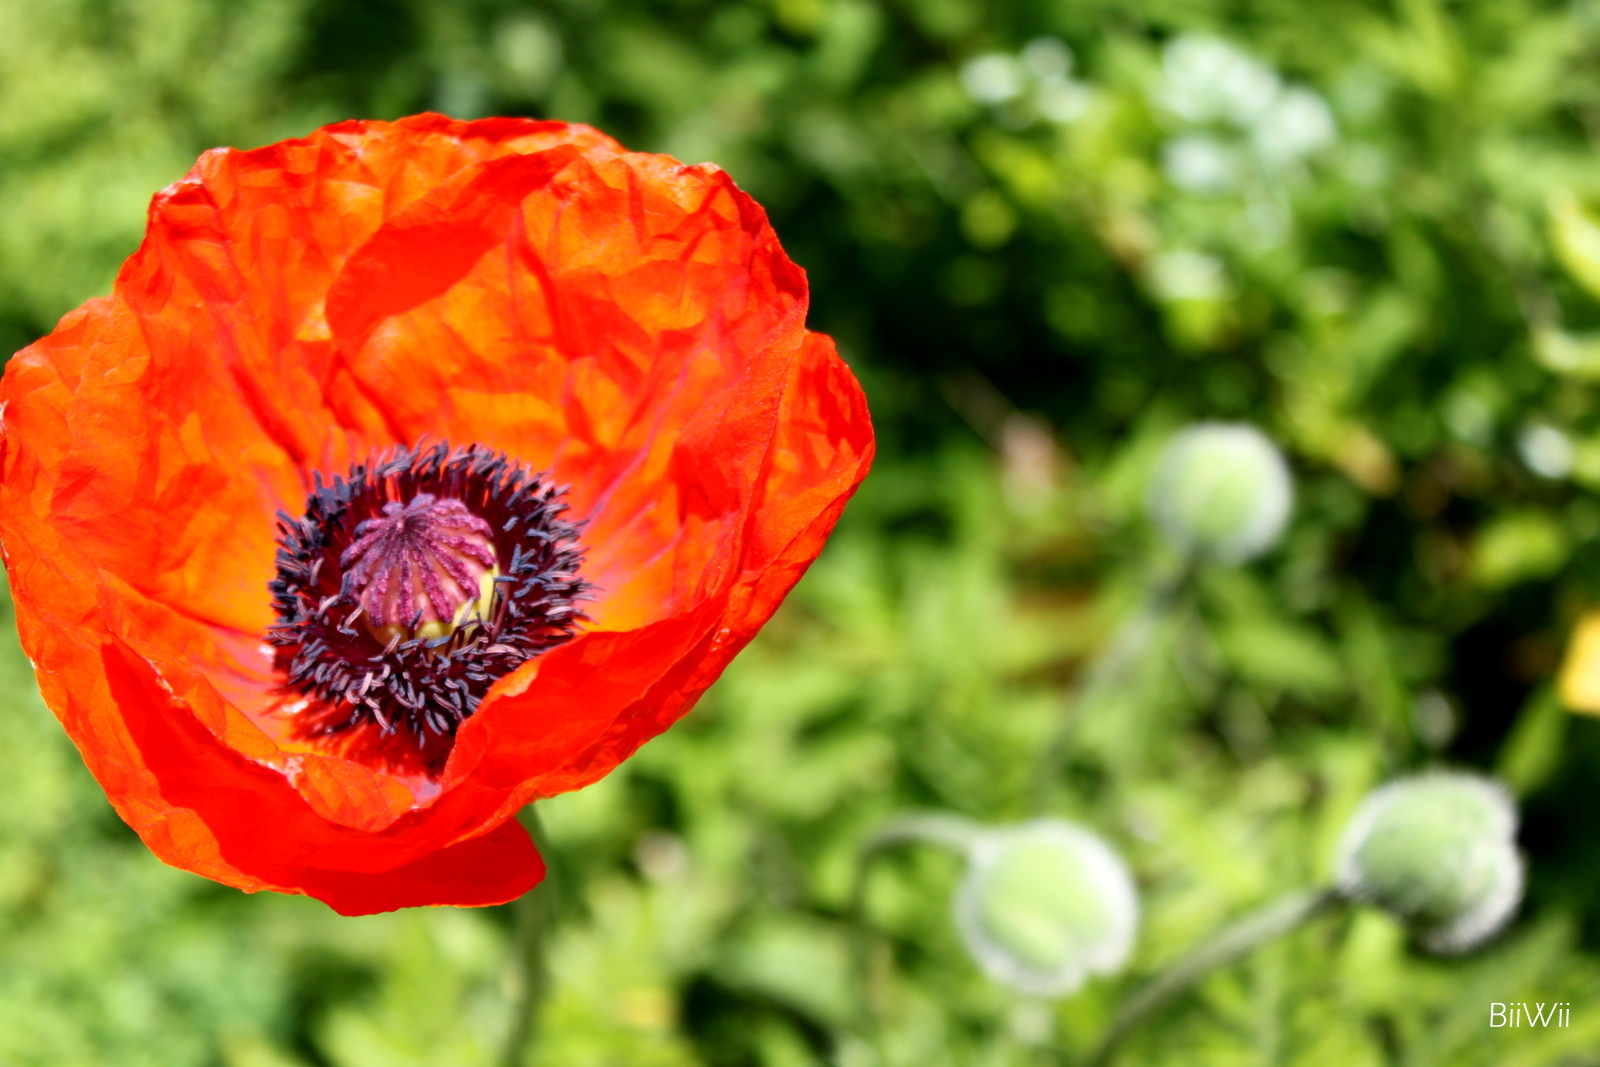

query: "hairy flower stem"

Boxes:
[501, 806, 558, 1067]
[1084, 886, 1342, 1067]
[1029, 554, 1196, 813]
[849, 813, 983, 1033]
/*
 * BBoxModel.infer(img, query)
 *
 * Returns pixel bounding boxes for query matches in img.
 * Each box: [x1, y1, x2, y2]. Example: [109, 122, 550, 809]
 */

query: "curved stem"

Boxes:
[1030, 555, 1196, 812]
[859, 811, 985, 858]
[849, 813, 984, 1032]
[501, 805, 557, 1067]
[1084, 886, 1342, 1067]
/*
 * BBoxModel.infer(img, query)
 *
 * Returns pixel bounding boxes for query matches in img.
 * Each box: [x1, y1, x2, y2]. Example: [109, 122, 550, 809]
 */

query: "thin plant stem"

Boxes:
[1083, 886, 1343, 1067]
[849, 813, 983, 1033]
[501, 805, 558, 1067]
[1030, 554, 1196, 813]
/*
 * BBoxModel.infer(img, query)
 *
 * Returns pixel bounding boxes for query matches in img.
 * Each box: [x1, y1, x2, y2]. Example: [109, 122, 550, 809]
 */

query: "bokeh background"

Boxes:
[4, 0, 1600, 1063]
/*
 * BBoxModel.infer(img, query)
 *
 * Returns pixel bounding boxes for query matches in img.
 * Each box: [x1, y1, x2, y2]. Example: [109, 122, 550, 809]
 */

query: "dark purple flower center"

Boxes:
[268, 442, 588, 761]
[342, 494, 497, 642]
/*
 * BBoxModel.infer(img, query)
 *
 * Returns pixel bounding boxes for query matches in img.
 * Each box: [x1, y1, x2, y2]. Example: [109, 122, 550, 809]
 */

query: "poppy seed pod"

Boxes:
[1335, 772, 1523, 954]
[953, 820, 1139, 997]
[1146, 422, 1292, 562]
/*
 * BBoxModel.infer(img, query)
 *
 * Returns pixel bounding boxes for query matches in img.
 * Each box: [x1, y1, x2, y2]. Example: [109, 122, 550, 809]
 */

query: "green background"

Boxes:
[2, 0, 1600, 1063]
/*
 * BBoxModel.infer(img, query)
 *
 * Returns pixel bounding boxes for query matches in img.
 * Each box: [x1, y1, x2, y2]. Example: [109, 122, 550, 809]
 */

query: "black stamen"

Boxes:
[267, 441, 590, 768]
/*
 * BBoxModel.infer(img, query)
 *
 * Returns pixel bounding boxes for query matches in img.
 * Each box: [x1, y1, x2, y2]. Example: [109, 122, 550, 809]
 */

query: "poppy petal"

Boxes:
[452, 331, 874, 801]
[320, 143, 809, 633]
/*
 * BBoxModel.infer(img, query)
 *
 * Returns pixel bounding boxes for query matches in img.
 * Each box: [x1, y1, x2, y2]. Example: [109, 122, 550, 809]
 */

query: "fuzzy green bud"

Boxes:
[1335, 772, 1523, 954]
[954, 820, 1138, 996]
[1147, 422, 1293, 562]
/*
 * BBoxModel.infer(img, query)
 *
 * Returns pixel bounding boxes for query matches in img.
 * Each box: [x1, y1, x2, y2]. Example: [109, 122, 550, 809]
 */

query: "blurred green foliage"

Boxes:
[6, 0, 1600, 1063]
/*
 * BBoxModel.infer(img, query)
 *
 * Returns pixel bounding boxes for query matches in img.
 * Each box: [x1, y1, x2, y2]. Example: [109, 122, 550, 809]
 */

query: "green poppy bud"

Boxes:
[1147, 422, 1293, 562]
[954, 820, 1139, 996]
[1335, 772, 1523, 954]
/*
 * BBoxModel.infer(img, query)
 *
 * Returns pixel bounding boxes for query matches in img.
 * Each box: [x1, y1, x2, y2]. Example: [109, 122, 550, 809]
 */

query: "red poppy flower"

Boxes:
[0, 114, 873, 915]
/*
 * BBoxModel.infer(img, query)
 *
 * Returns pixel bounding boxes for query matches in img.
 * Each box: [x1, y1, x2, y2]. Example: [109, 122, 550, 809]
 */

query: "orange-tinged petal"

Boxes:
[321, 146, 808, 632]
[451, 332, 873, 801]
